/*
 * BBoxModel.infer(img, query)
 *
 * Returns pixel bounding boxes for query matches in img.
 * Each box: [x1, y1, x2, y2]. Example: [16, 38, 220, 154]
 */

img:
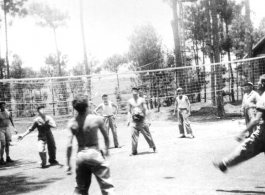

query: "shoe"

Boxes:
[190, 135, 195, 139]
[130, 152, 138, 156]
[213, 160, 227, 173]
[179, 135, 186, 138]
[115, 146, 120, 148]
[49, 160, 59, 165]
[6, 157, 14, 163]
[153, 147, 157, 153]
[0, 159, 6, 165]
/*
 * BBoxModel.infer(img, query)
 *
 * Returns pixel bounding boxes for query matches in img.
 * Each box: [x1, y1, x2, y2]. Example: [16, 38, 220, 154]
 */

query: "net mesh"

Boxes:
[0, 56, 265, 120]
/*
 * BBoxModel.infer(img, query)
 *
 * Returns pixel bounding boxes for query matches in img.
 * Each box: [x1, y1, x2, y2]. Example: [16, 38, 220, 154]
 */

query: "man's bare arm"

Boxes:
[9, 112, 17, 134]
[66, 121, 75, 173]
[93, 105, 103, 115]
[173, 98, 178, 115]
[111, 102, 119, 117]
[186, 96, 191, 114]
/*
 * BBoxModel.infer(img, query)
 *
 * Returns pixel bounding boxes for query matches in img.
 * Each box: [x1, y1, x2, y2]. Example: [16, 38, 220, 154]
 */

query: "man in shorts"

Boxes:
[173, 87, 195, 139]
[213, 75, 265, 173]
[18, 106, 58, 168]
[127, 87, 156, 155]
[94, 94, 119, 148]
[0, 102, 17, 165]
[66, 94, 115, 195]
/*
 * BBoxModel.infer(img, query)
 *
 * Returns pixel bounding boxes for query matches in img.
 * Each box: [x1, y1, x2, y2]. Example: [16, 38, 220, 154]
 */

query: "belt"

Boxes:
[178, 108, 187, 110]
[103, 115, 113, 117]
[78, 145, 99, 150]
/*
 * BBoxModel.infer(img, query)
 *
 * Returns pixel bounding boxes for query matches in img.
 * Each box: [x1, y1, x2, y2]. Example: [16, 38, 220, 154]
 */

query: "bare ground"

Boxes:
[1, 105, 263, 195]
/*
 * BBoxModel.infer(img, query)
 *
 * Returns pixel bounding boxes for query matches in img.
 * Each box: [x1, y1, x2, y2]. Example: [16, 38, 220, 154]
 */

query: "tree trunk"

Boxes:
[211, 0, 224, 117]
[52, 28, 61, 76]
[225, 20, 235, 103]
[245, 0, 253, 59]
[79, 0, 91, 99]
[206, 0, 215, 106]
[4, 0, 9, 79]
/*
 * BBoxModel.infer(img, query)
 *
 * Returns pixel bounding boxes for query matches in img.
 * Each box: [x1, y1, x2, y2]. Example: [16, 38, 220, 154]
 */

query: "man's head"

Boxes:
[37, 106, 45, 115]
[176, 87, 183, 95]
[132, 87, 139, 96]
[243, 81, 253, 92]
[72, 94, 88, 113]
[0, 102, 6, 110]
[102, 94, 108, 102]
[258, 75, 265, 95]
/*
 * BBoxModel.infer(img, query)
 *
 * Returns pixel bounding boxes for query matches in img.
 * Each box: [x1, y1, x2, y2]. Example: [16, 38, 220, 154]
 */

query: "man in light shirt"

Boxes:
[173, 87, 195, 139]
[241, 81, 260, 137]
[94, 94, 119, 148]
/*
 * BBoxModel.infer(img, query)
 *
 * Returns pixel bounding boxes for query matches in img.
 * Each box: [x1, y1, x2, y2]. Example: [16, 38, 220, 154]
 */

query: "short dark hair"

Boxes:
[37, 106, 45, 111]
[102, 94, 108, 98]
[72, 94, 88, 113]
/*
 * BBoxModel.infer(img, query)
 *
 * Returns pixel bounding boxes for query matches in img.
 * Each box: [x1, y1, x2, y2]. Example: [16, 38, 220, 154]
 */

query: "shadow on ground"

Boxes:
[216, 189, 265, 194]
[0, 172, 63, 195]
[0, 159, 37, 170]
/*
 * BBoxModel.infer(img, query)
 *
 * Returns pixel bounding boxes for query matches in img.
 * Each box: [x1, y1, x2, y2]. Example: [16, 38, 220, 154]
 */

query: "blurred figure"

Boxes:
[66, 94, 115, 195]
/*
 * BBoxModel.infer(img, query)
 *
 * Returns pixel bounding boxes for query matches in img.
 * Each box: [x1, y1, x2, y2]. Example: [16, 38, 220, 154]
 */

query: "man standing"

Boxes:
[66, 94, 115, 195]
[173, 87, 195, 139]
[94, 94, 119, 148]
[18, 106, 58, 168]
[127, 87, 156, 156]
[241, 81, 260, 137]
[213, 75, 265, 173]
[0, 102, 17, 165]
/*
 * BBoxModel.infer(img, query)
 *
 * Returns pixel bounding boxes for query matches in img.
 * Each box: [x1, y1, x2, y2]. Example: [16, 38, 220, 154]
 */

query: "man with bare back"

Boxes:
[127, 87, 156, 156]
[66, 94, 115, 195]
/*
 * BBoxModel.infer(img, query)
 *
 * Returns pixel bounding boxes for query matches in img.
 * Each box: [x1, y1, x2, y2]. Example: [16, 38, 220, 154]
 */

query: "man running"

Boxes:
[18, 106, 58, 168]
[0, 102, 17, 165]
[241, 81, 260, 137]
[94, 94, 119, 148]
[173, 87, 195, 139]
[66, 94, 115, 195]
[127, 87, 156, 156]
[213, 75, 265, 173]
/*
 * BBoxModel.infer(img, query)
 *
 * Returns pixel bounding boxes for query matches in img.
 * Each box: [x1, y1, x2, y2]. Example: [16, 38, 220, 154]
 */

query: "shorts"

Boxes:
[0, 127, 12, 145]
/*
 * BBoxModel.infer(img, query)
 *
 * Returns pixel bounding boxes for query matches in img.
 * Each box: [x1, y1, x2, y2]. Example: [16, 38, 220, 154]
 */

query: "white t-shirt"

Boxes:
[176, 95, 189, 109]
[100, 101, 115, 116]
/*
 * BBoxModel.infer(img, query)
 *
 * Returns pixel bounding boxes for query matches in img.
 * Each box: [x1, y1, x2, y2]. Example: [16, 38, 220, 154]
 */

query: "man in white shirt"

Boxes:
[173, 87, 195, 139]
[127, 87, 156, 155]
[94, 94, 119, 148]
[241, 81, 260, 137]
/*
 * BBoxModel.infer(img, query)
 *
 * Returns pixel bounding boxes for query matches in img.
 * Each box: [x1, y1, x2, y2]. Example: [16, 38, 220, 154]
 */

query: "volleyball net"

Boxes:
[0, 56, 264, 120]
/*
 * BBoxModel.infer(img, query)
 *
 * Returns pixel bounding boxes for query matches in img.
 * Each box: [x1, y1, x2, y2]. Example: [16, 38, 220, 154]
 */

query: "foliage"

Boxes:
[1, 0, 28, 17]
[128, 23, 163, 70]
[103, 54, 127, 73]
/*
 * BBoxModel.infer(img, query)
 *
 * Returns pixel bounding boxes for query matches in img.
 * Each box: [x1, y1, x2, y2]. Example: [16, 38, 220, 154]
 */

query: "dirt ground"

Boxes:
[2, 106, 265, 195]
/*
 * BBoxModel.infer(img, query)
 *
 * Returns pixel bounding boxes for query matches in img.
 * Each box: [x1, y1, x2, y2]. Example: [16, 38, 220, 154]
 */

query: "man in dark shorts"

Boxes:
[213, 75, 265, 173]
[18, 106, 58, 168]
[66, 94, 115, 195]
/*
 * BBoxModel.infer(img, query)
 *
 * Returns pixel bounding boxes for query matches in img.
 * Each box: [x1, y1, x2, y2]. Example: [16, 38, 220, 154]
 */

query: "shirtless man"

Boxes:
[94, 94, 119, 148]
[0, 102, 17, 165]
[127, 87, 156, 156]
[66, 94, 115, 195]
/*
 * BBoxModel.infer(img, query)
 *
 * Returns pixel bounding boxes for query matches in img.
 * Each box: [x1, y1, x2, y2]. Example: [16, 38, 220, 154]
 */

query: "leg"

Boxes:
[140, 123, 155, 149]
[38, 140, 47, 167]
[182, 110, 194, 138]
[109, 117, 119, 147]
[0, 130, 6, 164]
[104, 117, 110, 136]
[94, 161, 115, 195]
[247, 108, 256, 136]
[131, 124, 140, 155]
[46, 131, 57, 163]
[74, 156, 92, 195]
[178, 111, 185, 137]
[215, 136, 264, 172]
[5, 127, 13, 161]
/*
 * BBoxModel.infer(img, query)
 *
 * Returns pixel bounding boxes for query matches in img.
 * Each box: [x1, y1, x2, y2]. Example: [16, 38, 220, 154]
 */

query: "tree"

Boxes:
[2, 0, 28, 78]
[29, 2, 69, 76]
[253, 17, 265, 44]
[103, 54, 127, 97]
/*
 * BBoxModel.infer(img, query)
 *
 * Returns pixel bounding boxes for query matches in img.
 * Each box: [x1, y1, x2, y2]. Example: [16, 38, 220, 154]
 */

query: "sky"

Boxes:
[1, 0, 265, 71]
